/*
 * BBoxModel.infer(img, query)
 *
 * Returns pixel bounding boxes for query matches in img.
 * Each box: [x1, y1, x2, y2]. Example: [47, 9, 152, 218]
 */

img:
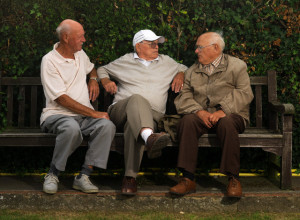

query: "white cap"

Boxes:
[132, 30, 165, 47]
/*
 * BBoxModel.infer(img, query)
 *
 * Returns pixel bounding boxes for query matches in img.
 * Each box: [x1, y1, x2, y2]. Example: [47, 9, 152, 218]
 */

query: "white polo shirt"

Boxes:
[40, 43, 94, 124]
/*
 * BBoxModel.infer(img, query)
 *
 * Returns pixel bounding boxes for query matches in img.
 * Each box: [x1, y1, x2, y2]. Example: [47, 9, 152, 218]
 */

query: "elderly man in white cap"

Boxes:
[97, 29, 187, 195]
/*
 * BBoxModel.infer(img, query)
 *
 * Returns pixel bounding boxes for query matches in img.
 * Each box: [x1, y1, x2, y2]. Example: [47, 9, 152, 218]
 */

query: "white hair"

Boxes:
[210, 32, 225, 51]
[56, 23, 71, 40]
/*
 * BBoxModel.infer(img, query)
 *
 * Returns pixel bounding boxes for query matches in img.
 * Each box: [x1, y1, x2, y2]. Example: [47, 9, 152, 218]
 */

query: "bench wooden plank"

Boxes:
[7, 86, 13, 127]
[255, 85, 262, 128]
[0, 131, 283, 147]
[30, 86, 38, 127]
[0, 77, 42, 85]
[18, 86, 25, 127]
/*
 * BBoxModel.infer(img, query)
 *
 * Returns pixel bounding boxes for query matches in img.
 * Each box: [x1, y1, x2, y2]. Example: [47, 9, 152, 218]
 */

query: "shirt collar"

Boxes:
[199, 54, 223, 69]
[53, 42, 78, 63]
[211, 53, 223, 67]
[134, 52, 159, 61]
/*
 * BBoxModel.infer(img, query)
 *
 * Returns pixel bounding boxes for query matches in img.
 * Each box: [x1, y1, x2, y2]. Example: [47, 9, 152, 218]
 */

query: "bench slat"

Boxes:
[7, 86, 13, 127]
[255, 85, 262, 128]
[18, 86, 25, 127]
[30, 86, 38, 127]
[268, 70, 278, 130]
[0, 132, 283, 148]
[250, 76, 268, 85]
[0, 77, 42, 85]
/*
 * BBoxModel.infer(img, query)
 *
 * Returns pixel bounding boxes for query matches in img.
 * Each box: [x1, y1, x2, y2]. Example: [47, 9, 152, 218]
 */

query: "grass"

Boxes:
[1, 210, 300, 220]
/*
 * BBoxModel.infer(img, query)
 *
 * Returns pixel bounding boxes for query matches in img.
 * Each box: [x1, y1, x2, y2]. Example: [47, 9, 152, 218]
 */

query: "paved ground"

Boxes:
[1, 174, 300, 213]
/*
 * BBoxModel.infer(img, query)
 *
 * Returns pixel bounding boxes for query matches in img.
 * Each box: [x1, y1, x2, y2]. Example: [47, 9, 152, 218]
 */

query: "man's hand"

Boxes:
[171, 72, 184, 93]
[196, 110, 226, 128]
[196, 110, 213, 128]
[93, 111, 110, 120]
[88, 79, 100, 102]
[209, 110, 226, 125]
[101, 78, 118, 95]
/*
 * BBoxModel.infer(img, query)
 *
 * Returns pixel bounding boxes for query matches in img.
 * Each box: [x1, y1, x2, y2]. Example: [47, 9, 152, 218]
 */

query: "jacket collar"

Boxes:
[195, 54, 228, 74]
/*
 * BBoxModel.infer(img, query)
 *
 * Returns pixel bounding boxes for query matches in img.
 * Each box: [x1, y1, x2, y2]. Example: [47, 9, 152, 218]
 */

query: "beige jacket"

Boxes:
[175, 54, 254, 124]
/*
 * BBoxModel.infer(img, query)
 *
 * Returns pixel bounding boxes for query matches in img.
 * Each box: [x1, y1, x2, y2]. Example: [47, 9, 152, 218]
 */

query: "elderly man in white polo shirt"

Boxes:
[97, 29, 188, 195]
[40, 19, 116, 194]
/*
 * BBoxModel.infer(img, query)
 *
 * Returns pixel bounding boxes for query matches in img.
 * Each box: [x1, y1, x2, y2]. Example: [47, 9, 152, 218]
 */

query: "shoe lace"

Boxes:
[45, 174, 59, 183]
[81, 174, 93, 186]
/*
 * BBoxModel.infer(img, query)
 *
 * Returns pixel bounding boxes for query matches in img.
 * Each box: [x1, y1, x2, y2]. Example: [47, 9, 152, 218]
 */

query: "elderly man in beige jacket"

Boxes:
[169, 32, 254, 197]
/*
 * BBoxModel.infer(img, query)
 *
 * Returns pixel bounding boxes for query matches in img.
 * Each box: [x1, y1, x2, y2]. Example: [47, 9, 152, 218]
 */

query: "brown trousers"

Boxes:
[177, 113, 245, 176]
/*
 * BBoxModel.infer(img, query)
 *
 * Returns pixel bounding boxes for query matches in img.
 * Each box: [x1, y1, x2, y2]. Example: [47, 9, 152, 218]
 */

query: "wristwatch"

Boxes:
[89, 77, 98, 82]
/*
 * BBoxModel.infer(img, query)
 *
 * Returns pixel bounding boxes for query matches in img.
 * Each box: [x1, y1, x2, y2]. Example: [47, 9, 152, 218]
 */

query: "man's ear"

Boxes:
[135, 43, 140, 53]
[214, 43, 221, 53]
[61, 32, 69, 43]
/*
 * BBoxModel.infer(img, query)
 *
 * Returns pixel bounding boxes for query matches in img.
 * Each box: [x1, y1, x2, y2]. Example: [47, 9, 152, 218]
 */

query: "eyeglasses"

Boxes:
[140, 41, 160, 49]
[195, 44, 215, 51]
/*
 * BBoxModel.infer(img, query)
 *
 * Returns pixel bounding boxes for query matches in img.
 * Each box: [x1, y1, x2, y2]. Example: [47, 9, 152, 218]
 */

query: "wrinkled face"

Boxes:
[136, 40, 159, 60]
[195, 35, 218, 65]
[68, 24, 86, 53]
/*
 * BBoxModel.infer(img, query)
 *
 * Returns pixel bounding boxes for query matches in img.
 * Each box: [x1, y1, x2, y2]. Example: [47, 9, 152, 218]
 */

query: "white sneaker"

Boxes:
[43, 173, 59, 194]
[72, 174, 99, 193]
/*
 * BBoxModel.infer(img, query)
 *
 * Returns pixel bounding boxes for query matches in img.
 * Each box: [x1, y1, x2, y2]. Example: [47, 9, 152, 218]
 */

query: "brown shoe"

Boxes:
[226, 177, 242, 197]
[169, 177, 196, 196]
[146, 132, 169, 159]
[121, 176, 137, 195]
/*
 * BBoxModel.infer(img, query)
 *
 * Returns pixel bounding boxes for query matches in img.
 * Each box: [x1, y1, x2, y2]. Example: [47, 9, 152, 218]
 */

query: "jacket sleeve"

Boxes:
[219, 61, 254, 115]
[174, 66, 204, 114]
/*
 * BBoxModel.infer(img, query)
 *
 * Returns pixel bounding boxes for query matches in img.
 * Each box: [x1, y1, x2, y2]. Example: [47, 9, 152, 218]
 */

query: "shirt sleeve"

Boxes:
[41, 56, 67, 102]
[96, 56, 124, 79]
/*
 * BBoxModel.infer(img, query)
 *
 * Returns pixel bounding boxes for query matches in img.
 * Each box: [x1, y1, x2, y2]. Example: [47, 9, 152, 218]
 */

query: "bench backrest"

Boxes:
[0, 70, 278, 130]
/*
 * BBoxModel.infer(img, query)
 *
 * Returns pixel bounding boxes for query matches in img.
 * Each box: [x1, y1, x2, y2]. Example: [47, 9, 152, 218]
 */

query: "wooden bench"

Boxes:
[0, 70, 295, 189]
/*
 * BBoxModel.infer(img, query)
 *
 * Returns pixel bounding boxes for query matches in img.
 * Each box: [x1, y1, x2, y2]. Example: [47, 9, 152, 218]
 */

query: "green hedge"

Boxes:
[1, 0, 299, 168]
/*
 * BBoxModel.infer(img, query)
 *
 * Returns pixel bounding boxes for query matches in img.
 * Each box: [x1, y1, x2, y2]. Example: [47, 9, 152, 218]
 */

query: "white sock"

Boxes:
[141, 129, 153, 144]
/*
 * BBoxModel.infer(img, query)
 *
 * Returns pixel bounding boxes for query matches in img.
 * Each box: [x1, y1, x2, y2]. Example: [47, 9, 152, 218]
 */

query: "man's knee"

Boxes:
[58, 119, 82, 138]
[179, 114, 197, 127]
[94, 119, 116, 134]
[218, 114, 243, 129]
[128, 94, 150, 107]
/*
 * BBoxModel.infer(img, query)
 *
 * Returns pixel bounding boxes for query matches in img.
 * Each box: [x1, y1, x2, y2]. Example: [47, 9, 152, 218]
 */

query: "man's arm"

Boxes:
[100, 78, 118, 95]
[87, 68, 100, 102]
[174, 68, 203, 114]
[55, 94, 110, 119]
[171, 71, 184, 93]
[218, 61, 254, 115]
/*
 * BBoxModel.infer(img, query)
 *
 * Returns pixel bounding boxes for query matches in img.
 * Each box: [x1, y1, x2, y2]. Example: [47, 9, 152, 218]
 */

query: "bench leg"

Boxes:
[280, 115, 293, 189]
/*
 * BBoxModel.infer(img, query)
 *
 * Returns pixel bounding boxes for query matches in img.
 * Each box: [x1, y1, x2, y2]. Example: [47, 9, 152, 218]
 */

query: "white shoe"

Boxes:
[43, 173, 59, 194]
[72, 174, 99, 193]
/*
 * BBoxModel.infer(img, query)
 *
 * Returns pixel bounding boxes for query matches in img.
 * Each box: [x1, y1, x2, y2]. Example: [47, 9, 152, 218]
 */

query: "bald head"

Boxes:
[55, 19, 86, 55]
[195, 32, 225, 64]
[200, 32, 225, 51]
[56, 19, 82, 40]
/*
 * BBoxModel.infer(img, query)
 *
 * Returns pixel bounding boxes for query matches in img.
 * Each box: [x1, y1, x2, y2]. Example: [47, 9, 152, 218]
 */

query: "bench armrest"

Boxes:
[269, 101, 295, 115]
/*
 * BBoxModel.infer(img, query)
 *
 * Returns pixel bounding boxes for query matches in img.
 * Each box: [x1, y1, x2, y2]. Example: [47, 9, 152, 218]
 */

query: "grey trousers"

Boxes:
[41, 114, 116, 171]
[108, 94, 164, 178]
